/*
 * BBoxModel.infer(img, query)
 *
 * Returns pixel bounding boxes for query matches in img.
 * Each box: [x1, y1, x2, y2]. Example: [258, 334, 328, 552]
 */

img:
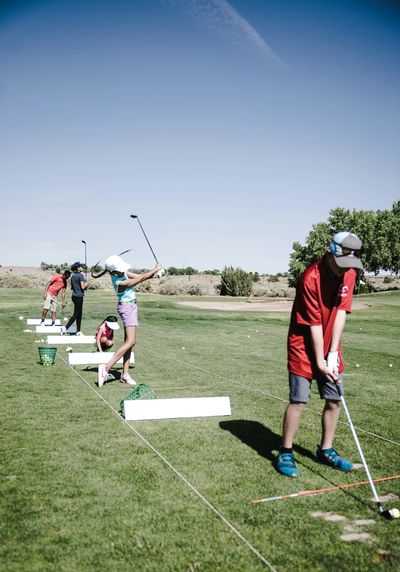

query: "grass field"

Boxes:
[1, 288, 399, 571]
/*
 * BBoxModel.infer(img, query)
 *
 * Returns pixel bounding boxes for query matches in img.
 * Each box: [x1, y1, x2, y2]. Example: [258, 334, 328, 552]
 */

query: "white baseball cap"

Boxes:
[105, 320, 120, 330]
[104, 255, 131, 273]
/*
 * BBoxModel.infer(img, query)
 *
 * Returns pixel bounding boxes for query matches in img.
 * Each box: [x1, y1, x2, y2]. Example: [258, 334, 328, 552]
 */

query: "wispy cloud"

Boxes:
[163, 0, 285, 66]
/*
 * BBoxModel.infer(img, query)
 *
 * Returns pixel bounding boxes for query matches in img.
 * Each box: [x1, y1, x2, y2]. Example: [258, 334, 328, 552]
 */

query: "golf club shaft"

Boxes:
[131, 215, 158, 263]
[339, 393, 382, 509]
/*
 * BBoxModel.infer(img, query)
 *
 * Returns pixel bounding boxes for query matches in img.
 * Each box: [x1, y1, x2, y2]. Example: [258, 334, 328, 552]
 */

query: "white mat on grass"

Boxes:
[123, 396, 231, 421]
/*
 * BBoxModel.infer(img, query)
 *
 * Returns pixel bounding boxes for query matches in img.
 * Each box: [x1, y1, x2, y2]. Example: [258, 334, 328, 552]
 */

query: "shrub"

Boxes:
[219, 266, 253, 297]
[268, 275, 279, 283]
[136, 281, 152, 293]
[383, 276, 394, 284]
[187, 283, 203, 296]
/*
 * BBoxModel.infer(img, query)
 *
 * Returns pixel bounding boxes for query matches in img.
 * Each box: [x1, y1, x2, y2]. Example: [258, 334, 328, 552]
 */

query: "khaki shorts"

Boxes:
[288, 372, 344, 403]
[43, 293, 57, 311]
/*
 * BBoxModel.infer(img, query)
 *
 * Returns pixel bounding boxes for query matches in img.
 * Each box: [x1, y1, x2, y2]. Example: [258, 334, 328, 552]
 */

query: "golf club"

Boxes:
[82, 240, 87, 280]
[130, 215, 159, 263]
[337, 383, 399, 520]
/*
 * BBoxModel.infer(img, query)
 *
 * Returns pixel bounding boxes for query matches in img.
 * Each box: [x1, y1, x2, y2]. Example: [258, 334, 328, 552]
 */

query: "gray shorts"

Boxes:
[288, 372, 344, 403]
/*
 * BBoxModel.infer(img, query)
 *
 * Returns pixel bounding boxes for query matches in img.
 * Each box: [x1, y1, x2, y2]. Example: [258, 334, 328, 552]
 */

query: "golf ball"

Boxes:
[389, 364, 393, 368]
[182, 347, 185, 350]
[390, 508, 400, 519]
[355, 364, 360, 368]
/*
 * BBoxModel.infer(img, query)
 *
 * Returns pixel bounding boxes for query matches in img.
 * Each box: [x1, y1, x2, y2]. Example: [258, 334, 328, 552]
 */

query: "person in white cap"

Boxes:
[95, 315, 120, 352]
[277, 232, 363, 478]
[91, 255, 162, 386]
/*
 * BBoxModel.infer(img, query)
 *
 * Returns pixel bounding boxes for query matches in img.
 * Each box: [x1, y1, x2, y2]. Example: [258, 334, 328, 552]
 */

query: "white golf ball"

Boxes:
[390, 508, 400, 519]
[182, 347, 185, 350]
[19, 316, 23, 320]
[355, 364, 360, 368]
[389, 364, 393, 368]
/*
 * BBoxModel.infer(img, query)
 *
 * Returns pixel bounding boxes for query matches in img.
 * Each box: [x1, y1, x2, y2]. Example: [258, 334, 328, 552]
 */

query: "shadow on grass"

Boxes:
[219, 419, 315, 465]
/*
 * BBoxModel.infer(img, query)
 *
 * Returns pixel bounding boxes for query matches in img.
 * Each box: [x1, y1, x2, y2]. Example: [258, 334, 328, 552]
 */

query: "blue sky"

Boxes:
[1, 0, 399, 272]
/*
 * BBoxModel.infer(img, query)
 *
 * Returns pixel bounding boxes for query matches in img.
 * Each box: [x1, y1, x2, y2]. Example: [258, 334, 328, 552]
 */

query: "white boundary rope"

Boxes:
[138, 345, 400, 448]
[58, 355, 278, 572]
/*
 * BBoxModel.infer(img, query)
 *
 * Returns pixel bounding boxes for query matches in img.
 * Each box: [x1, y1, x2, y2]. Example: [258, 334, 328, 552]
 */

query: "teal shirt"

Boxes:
[111, 274, 136, 303]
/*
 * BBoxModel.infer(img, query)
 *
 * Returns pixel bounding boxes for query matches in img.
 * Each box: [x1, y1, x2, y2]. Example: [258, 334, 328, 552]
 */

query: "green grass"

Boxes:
[1, 288, 399, 571]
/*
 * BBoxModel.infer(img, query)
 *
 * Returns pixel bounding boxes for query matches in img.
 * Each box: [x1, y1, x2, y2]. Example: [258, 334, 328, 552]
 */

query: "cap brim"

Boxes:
[106, 321, 120, 330]
[116, 262, 131, 272]
[334, 255, 364, 270]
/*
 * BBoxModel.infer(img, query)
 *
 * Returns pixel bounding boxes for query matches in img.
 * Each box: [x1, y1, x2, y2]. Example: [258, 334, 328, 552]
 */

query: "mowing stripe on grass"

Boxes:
[139, 344, 400, 448]
[58, 355, 278, 572]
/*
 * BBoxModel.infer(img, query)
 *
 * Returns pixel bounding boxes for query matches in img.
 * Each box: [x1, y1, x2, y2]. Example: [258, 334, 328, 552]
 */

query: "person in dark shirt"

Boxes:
[63, 262, 87, 335]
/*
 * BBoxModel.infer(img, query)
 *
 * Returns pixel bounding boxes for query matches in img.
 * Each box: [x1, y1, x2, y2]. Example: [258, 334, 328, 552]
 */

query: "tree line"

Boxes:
[288, 201, 400, 286]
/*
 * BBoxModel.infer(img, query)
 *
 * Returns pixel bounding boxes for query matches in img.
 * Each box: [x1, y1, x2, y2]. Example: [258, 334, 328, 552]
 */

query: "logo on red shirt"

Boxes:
[339, 285, 350, 298]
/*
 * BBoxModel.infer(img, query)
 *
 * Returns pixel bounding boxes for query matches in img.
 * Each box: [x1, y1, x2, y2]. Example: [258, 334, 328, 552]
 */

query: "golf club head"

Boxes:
[130, 215, 138, 219]
[380, 508, 400, 520]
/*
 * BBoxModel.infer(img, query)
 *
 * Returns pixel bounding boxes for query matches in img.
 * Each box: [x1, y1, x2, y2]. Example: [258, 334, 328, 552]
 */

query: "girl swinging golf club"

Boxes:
[91, 254, 162, 386]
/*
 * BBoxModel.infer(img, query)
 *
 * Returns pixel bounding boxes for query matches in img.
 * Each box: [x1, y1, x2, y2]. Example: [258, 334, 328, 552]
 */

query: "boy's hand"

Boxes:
[327, 351, 339, 376]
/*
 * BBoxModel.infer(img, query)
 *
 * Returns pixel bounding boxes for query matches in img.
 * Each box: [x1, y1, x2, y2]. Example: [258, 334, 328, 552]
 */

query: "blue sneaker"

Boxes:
[276, 452, 299, 478]
[316, 446, 353, 472]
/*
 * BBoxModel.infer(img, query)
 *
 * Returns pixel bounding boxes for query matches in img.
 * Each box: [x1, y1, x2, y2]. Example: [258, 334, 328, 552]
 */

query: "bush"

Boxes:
[135, 281, 152, 293]
[219, 266, 253, 297]
[187, 283, 203, 296]
[383, 276, 394, 284]
[358, 278, 376, 294]
[268, 275, 279, 283]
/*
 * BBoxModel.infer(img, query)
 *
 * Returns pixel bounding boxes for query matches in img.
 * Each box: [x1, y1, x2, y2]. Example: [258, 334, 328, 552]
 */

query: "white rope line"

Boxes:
[138, 345, 400, 448]
[58, 355, 278, 572]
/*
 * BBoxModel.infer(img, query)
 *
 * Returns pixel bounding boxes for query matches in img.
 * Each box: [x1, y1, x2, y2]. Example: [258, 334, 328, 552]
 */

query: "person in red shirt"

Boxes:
[277, 232, 363, 478]
[40, 270, 71, 325]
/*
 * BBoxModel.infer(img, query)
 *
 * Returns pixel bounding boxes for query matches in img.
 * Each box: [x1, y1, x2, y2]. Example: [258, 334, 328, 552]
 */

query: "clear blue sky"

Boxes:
[1, 0, 399, 272]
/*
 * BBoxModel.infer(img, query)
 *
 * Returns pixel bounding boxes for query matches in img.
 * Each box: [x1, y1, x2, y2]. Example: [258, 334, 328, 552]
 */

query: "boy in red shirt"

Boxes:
[40, 270, 71, 325]
[277, 232, 363, 478]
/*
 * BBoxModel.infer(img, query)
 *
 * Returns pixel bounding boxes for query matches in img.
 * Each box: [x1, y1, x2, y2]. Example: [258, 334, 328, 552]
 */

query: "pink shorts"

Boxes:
[117, 302, 138, 327]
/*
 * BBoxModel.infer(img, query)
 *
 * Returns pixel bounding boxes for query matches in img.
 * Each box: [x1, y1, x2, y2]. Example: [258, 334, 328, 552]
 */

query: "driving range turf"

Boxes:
[1, 288, 399, 571]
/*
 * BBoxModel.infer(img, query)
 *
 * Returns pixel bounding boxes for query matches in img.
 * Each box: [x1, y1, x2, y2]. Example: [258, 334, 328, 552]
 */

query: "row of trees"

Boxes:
[288, 202, 400, 286]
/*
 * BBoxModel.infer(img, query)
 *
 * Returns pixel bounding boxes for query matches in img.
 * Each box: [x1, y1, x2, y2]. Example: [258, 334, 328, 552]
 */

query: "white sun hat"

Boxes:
[104, 255, 131, 273]
[105, 321, 120, 330]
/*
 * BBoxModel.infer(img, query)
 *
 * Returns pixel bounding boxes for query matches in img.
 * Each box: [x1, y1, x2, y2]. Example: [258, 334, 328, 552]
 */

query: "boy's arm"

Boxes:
[43, 280, 51, 299]
[310, 324, 338, 382]
[326, 309, 347, 375]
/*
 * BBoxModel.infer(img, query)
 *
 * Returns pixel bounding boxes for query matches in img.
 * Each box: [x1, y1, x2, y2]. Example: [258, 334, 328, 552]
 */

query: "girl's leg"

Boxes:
[122, 326, 136, 376]
[105, 326, 136, 373]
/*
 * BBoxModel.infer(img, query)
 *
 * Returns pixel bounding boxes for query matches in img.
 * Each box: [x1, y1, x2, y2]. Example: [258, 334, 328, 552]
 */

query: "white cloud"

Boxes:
[163, 0, 285, 65]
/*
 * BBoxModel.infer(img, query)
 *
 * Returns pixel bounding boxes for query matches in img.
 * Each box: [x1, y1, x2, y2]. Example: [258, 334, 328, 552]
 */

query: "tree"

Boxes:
[219, 266, 253, 297]
[288, 202, 400, 284]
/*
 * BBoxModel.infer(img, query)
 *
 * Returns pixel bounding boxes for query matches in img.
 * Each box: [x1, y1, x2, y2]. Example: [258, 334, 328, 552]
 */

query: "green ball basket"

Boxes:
[120, 383, 156, 416]
[38, 347, 57, 366]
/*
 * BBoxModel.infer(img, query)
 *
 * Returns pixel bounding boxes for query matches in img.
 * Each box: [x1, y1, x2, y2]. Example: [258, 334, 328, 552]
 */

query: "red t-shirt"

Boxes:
[288, 256, 356, 378]
[47, 274, 67, 297]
